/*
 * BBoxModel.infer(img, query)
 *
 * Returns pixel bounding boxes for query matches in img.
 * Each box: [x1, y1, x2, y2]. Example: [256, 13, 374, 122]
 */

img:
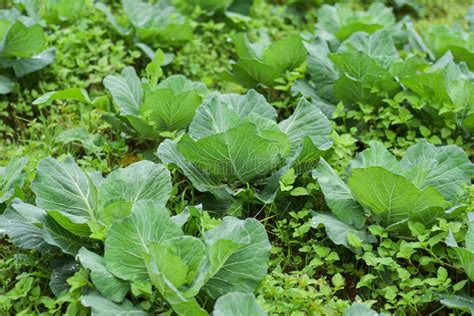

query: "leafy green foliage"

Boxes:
[296, 5, 474, 149]
[315, 3, 396, 42]
[1, 0, 474, 315]
[226, 32, 306, 87]
[175, 0, 254, 16]
[96, 0, 193, 50]
[36, 54, 208, 140]
[1, 154, 271, 314]
[0, 157, 27, 204]
[423, 24, 474, 70]
[214, 292, 265, 316]
[0, 246, 70, 315]
[314, 140, 473, 237]
[159, 91, 331, 204]
[0, 8, 54, 93]
[15, 0, 91, 24]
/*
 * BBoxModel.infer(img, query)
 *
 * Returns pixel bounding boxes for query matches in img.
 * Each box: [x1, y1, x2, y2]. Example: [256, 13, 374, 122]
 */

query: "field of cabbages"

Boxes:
[1, 0, 474, 315]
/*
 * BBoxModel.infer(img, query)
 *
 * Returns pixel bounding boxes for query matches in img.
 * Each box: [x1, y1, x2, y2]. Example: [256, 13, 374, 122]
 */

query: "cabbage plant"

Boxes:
[95, 200, 270, 315]
[158, 90, 332, 204]
[15, 0, 91, 24]
[96, 0, 193, 50]
[225, 31, 307, 88]
[299, 29, 403, 108]
[311, 2, 427, 53]
[315, 2, 396, 43]
[401, 53, 474, 134]
[423, 21, 474, 71]
[0, 8, 55, 94]
[297, 27, 474, 136]
[311, 140, 474, 248]
[294, 2, 426, 112]
[34, 51, 208, 140]
[103, 60, 207, 140]
[175, 0, 254, 16]
[0, 156, 270, 315]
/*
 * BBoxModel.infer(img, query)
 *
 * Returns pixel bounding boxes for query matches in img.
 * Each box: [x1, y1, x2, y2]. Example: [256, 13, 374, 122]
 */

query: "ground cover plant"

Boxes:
[0, 0, 474, 315]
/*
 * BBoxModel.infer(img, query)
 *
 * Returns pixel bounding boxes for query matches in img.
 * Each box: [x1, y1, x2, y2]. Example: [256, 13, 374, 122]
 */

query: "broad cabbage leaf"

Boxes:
[77, 247, 129, 303]
[315, 3, 396, 42]
[158, 90, 332, 204]
[96, 0, 193, 49]
[312, 140, 473, 246]
[102, 200, 270, 315]
[423, 24, 474, 70]
[0, 157, 27, 204]
[213, 292, 266, 316]
[3, 156, 172, 254]
[103, 65, 207, 139]
[226, 32, 306, 87]
[0, 9, 55, 93]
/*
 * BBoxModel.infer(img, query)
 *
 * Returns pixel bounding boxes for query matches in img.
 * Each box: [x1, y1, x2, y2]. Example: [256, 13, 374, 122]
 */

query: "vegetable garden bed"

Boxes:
[1, 0, 474, 315]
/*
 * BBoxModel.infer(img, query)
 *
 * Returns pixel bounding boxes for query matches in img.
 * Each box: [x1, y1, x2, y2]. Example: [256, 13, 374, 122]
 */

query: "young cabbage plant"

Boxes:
[296, 27, 474, 137]
[225, 31, 306, 88]
[311, 140, 474, 249]
[103, 58, 208, 140]
[33, 51, 207, 140]
[294, 27, 426, 121]
[311, 2, 427, 54]
[423, 10, 474, 71]
[1, 156, 172, 254]
[95, 0, 193, 52]
[1, 156, 271, 315]
[0, 8, 55, 94]
[15, 0, 92, 25]
[293, 2, 431, 111]
[92, 200, 270, 314]
[158, 90, 332, 204]
[400, 53, 474, 135]
[297, 29, 403, 109]
[175, 0, 254, 17]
